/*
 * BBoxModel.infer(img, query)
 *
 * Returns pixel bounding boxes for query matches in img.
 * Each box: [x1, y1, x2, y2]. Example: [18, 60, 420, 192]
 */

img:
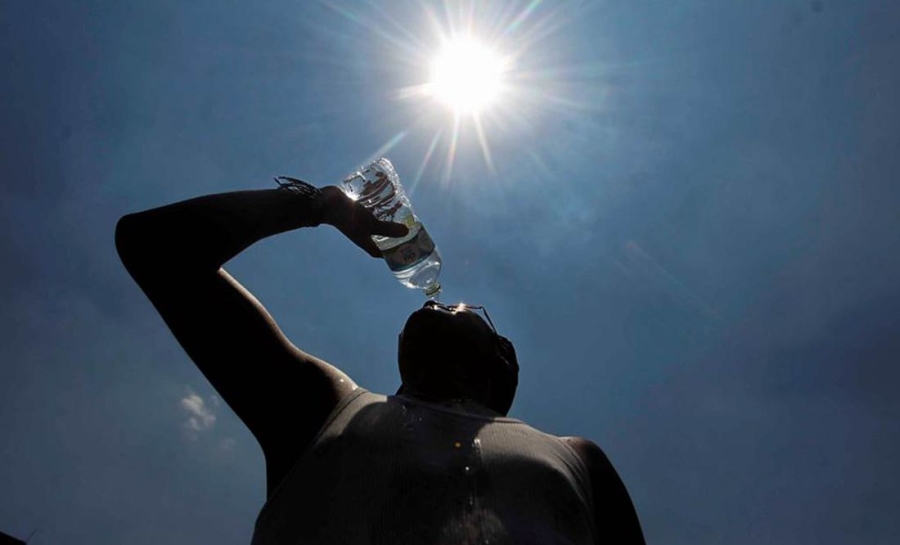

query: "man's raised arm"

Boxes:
[115, 183, 407, 493]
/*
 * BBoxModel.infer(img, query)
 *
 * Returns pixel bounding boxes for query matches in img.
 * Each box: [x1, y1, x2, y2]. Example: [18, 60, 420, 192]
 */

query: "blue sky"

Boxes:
[2, 1, 899, 543]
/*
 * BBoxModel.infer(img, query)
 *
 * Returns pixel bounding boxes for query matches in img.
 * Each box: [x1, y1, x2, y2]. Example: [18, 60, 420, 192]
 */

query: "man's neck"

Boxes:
[397, 389, 501, 417]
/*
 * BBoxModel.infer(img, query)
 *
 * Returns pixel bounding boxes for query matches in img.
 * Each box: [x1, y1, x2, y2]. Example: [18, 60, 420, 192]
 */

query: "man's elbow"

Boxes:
[116, 214, 142, 263]
[115, 212, 163, 280]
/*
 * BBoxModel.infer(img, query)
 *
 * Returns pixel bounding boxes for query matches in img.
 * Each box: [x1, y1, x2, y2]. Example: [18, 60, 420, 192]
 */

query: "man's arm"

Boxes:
[115, 185, 406, 494]
[563, 436, 646, 545]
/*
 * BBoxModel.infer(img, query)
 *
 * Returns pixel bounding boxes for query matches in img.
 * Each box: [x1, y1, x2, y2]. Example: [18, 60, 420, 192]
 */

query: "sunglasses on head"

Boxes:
[421, 300, 516, 371]
[422, 300, 499, 336]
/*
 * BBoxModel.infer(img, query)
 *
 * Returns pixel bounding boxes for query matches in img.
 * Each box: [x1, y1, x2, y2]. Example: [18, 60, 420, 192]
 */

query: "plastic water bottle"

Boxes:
[340, 158, 442, 298]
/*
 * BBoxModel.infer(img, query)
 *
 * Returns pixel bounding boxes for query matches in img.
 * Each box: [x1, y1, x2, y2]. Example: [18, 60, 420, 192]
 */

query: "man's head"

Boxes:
[397, 301, 519, 415]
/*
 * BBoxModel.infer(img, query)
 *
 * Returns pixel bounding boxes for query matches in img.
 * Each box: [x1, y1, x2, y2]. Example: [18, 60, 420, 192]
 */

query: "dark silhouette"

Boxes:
[116, 181, 645, 544]
[0, 531, 26, 545]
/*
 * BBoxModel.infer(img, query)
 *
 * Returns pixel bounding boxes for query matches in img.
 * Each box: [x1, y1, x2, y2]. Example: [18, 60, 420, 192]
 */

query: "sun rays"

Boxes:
[316, 0, 608, 186]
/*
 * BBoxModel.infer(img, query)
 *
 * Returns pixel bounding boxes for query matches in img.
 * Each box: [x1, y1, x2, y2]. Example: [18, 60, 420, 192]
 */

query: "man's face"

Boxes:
[397, 301, 518, 413]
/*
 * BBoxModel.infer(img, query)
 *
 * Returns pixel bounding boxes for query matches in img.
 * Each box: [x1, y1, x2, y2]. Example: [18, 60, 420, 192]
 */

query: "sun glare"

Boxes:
[324, 0, 587, 180]
[428, 37, 505, 114]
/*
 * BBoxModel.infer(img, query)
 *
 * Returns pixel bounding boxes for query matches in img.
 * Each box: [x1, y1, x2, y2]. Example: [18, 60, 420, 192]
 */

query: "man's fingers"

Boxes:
[361, 220, 406, 257]
[333, 218, 386, 257]
[372, 220, 409, 239]
[354, 234, 382, 258]
[331, 201, 407, 257]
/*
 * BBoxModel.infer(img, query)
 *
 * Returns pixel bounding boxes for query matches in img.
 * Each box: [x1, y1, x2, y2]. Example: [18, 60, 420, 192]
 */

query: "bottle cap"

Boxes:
[424, 282, 442, 299]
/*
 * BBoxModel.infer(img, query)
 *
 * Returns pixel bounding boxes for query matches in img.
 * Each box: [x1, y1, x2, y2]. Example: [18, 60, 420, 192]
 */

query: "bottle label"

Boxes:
[382, 228, 436, 272]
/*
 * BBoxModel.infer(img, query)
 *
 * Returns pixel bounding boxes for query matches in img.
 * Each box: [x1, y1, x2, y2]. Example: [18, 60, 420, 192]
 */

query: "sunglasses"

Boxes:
[422, 300, 499, 336]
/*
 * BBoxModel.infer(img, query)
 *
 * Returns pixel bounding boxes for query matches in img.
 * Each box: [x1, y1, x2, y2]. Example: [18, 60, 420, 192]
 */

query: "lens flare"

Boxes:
[428, 37, 506, 114]
[320, 0, 602, 183]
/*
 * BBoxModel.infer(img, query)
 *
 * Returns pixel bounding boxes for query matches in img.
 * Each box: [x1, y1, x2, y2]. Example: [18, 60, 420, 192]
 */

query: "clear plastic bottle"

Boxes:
[340, 158, 442, 298]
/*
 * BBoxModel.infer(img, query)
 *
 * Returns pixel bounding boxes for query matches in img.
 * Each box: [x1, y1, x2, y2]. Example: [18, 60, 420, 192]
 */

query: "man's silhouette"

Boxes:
[116, 180, 645, 544]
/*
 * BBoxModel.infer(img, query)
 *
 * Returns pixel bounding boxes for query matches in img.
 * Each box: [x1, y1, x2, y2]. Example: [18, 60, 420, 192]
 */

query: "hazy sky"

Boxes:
[2, 1, 899, 543]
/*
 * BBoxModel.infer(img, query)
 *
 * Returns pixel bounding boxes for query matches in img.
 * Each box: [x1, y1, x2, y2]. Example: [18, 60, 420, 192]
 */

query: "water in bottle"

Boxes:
[341, 158, 442, 298]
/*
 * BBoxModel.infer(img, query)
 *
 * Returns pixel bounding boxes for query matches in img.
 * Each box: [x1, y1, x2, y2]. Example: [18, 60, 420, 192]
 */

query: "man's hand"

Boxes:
[317, 186, 410, 257]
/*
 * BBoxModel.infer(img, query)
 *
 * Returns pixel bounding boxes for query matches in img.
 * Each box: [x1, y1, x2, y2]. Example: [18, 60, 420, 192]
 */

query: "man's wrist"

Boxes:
[274, 176, 328, 227]
[315, 186, 348, 227]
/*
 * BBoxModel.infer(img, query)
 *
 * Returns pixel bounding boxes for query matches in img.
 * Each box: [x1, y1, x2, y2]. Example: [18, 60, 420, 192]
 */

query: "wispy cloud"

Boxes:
[180, 391, 216, 440]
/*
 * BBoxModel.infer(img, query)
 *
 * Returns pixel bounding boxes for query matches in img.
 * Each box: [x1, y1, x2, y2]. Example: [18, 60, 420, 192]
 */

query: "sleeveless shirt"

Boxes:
[252, 390, 597, 545]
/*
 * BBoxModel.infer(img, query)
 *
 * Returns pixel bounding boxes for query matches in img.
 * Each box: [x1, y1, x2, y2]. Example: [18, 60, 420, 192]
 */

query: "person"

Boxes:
[115, 178, 646, 545]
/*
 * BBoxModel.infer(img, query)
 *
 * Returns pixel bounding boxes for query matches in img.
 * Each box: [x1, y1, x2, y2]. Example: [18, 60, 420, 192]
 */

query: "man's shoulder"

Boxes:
[558, 435, 600, 451]
[558, 436, 612, 472]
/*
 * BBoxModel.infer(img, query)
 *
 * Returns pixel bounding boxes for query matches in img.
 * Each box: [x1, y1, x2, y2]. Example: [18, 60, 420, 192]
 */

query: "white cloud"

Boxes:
[180, 391, 216, 440]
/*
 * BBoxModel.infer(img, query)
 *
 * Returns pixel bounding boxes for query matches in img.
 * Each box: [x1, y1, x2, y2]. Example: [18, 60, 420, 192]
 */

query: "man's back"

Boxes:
[253, 390, 597, 545]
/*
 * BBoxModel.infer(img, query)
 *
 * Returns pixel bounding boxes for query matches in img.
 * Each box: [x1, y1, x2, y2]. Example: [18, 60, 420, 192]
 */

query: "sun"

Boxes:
[427, 36, 506, 115]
